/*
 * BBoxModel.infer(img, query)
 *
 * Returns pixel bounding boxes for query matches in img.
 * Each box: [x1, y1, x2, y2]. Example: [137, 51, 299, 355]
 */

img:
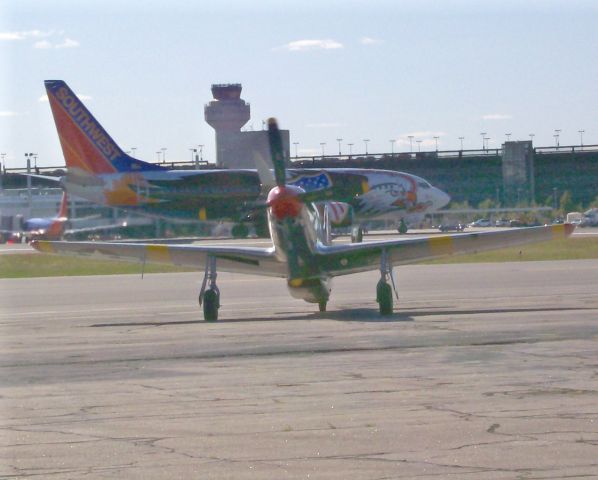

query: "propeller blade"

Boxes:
[267, 118, 286, 187]
[253, 151, 276, 189]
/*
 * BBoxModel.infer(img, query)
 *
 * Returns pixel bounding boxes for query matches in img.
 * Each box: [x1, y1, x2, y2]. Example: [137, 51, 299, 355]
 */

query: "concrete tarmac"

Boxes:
[1, 260, 598, 478]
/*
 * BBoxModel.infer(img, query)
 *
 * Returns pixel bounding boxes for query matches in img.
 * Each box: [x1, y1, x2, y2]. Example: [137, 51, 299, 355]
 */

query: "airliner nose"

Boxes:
[433, 188, 451, 209]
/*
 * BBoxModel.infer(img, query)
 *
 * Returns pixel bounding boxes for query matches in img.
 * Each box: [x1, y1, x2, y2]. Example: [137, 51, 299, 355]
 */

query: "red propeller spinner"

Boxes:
[267, 185, 304, 220]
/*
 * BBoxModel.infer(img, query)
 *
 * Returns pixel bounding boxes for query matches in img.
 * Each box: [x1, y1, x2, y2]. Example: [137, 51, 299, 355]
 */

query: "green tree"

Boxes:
[559, 190, 576, 213]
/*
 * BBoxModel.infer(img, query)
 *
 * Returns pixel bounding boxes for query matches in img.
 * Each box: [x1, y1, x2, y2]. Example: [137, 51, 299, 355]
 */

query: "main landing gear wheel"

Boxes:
[203, 288, 220, 322]
[318, 301, 327, 312]
[376, 280, 393, 315]
[377, 248, 397, 316]
[351, 226, 364, 243]
[199, 255, 220, 322]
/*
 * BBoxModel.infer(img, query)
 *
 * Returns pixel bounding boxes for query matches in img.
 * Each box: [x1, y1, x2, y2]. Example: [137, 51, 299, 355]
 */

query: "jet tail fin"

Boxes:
[57, 191, 69, 219]
[44, 80, 165, 174]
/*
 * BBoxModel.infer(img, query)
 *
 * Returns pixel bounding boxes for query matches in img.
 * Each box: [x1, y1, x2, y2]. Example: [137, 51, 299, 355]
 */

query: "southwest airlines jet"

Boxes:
[44, 80, 450, 240]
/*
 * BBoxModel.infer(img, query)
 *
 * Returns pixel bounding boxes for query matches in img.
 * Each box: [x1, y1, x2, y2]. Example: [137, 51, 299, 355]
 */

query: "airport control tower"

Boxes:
[204, 83, 289, 168]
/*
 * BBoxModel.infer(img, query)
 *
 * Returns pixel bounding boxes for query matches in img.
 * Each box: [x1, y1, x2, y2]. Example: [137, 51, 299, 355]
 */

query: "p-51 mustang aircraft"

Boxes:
[32, 119, 575, 321]
[40, 80, 450, 241]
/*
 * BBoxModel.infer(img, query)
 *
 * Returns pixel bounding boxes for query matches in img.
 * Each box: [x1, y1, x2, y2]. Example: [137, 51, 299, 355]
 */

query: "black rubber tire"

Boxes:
[351, 227, 363, 243]
[203, 289, 219, 322]
[376, 281, 393, 315]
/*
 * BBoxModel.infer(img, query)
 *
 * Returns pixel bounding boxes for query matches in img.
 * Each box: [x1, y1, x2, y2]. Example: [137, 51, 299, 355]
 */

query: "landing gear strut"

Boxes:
[376, 249, 398, 315]
[199, 255, 220, 322]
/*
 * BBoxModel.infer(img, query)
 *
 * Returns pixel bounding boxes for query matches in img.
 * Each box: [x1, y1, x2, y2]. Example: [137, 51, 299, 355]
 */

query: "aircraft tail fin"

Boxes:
[57, 191, 69, 219]
[44, 80, 165, 174]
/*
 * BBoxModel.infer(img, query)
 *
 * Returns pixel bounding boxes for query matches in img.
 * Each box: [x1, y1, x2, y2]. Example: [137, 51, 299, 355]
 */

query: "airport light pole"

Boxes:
[131, 147, 137, 157]
[320, 142, 326, 156]
[416, 140, 422, 152]
[161, 147, 167, 163]
[293, 142, 299, 158]
[505, 133, 511, 142]
[156, 151, 161, 162]
[336, 138, 343, 155]
[389, 139, 395, 155]
[458, 137, 464, 150]
[578, 129, 585, 147]
[197, 145, 204, 162]
[554, 129, 561, 147]
[24, 153, 35, 215]
[484, 137, 490, 151]
[363, 139, 370, 155]
[189, 148, 196, 162]
[347, 143, 353, 156]
[0, 153, 4, 190]
[480, 132, 487, 150]
[407, 135, 414, 153]
[529, 133, 535, 144]
[433, 136, 439, 151]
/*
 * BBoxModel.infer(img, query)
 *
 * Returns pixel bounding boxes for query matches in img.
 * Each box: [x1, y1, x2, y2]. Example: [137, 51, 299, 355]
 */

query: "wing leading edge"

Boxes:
[315, 224, 575, 277]
[31, 240, 286, 278]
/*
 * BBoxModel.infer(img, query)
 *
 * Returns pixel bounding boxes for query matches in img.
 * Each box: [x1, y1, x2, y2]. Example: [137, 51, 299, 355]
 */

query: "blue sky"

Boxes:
[2, 0, 597, 168]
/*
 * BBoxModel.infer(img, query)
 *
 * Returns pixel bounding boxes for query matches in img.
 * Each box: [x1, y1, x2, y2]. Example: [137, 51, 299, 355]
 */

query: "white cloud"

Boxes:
[33, 40, 53, 49]
[360, 36, 383, 45]
[0, 111, 24, 117]
[56, 38, 79, 48]
[482, 113, 512, 120]
[34, 37, 80, 49]
[0, 30, 53, 41]
[278, 39, 343, 52]
[1, 29, 79, 49]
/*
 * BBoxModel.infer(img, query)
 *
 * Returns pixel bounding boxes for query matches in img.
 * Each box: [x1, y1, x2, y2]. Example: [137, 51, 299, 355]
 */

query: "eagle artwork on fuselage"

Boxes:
[43, 79, 451, 239]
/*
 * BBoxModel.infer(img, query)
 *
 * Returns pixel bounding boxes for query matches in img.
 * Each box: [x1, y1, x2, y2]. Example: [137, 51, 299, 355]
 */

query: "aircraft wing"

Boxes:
[31, 240, 287, 278]
[316, 224, 575, 277]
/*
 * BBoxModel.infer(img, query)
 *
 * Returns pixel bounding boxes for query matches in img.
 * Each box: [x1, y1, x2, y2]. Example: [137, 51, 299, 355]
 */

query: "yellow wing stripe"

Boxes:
[35, 241, 55, 253]
[198, 207, 207, 221]
[551, 223, 566, 239]
[428, 235, 454, 256]
[145, 244, 171, 264]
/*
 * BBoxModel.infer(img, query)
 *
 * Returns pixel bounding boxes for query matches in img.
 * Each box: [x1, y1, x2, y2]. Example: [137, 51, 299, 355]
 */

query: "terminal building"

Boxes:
[204, 84, 290, 168]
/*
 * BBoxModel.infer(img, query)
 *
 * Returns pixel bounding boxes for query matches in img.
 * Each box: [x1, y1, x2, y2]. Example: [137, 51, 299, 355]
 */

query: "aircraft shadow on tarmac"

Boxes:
[89, 306, 591, 328]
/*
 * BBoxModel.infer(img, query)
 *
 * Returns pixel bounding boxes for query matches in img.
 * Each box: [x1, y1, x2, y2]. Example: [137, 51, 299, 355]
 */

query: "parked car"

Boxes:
[495, 218, 511, 227]
[467, 218, 492, 228]
[438, 223, 465, 232]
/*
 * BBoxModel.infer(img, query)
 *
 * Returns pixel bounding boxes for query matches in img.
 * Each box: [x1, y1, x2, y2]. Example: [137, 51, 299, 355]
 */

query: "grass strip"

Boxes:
[1, 237, 596, 278]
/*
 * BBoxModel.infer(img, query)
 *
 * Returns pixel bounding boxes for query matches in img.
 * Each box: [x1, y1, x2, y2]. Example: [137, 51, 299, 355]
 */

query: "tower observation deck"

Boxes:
[204, 83, 290, 169]
[204, 84, 250, 133]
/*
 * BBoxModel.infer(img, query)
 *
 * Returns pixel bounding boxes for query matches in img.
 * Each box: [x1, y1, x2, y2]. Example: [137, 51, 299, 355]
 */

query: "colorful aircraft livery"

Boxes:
[44, 80, 451, 235]
[45, 80, 164, 174]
